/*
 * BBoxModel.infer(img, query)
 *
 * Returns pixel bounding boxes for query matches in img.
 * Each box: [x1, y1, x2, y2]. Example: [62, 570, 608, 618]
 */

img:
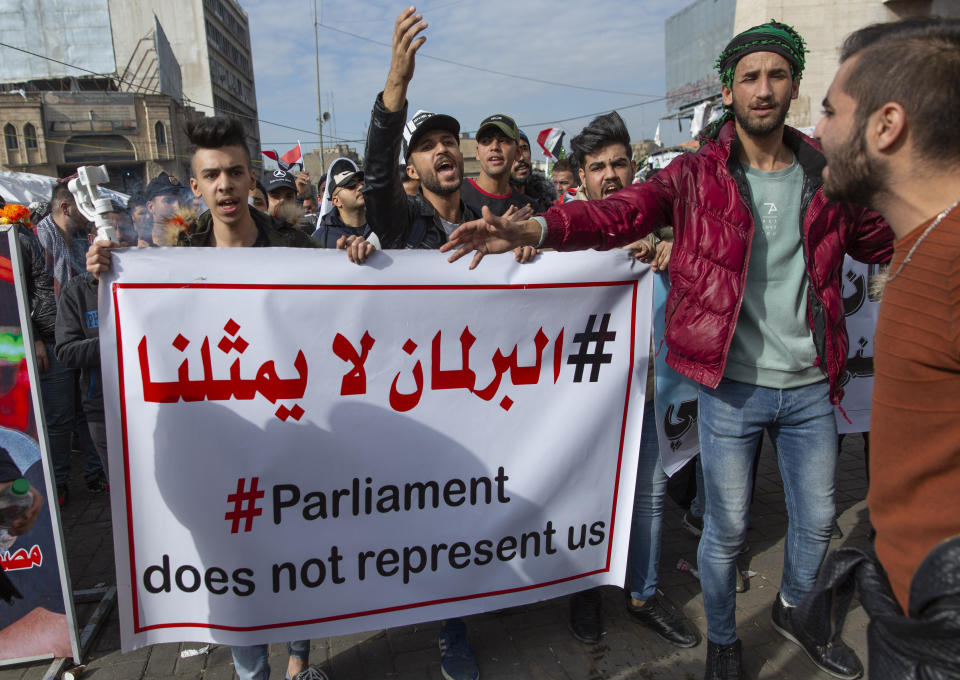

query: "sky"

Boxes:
[243, 0, 697, 162]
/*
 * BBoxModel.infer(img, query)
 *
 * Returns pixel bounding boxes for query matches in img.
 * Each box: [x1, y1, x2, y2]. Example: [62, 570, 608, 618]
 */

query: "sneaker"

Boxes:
[682, 511, 703, 537]
[704, 638, 744, 680]
[291, 666, 329, 680]
[56, 483, 69, 507]
[625, 590, 700, 647]
[770, 593, 863, 679]
[568, 589, 603, 644]
[438, 619, 479, 680]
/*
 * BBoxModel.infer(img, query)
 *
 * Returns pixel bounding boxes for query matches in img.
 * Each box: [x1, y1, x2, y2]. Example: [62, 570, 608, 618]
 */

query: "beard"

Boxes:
[417, 157, 464, 196]
[511, 162, 531, 184]
[732, 95, 790, 138]
[822, 125, 889, 208]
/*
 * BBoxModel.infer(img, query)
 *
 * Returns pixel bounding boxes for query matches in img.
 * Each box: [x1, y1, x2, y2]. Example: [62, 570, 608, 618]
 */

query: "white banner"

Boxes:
[98, 249, 652, 650]
[835, 256, 881, 433]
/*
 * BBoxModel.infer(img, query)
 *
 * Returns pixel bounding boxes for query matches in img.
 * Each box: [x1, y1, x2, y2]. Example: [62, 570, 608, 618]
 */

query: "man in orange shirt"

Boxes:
[815, 18, 960, 615]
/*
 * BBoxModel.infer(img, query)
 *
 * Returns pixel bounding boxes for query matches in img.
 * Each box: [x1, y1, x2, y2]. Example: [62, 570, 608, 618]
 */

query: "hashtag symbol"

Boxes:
[224, 477, 265, 534]
[567, 313, 616, 382]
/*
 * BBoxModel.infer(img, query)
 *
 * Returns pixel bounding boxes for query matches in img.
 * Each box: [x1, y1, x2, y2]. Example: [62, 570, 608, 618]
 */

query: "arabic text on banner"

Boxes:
[98, 249, 653, 649]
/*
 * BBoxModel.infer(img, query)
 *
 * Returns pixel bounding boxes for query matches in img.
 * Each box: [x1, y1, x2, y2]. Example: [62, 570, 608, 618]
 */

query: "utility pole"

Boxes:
[313, 0, 324, 174]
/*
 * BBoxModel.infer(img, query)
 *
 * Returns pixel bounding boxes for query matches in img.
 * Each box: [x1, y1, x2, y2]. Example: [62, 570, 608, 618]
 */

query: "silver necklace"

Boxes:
[885, 197, 960, 284]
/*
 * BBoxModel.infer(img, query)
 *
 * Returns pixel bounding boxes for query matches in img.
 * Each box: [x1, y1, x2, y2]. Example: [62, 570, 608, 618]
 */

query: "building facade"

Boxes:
[734, 0, 960, 129]
[0, 87, 201, 194]
[664, 0, 960, 134]
[108, 0, 260, 153]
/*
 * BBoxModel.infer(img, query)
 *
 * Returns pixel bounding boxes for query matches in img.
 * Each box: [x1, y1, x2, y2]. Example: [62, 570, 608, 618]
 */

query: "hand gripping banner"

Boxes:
[98, 248, 652, 649]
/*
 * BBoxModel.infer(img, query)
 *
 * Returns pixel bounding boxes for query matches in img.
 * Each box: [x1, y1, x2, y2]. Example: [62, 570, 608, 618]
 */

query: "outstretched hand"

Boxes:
[440, 205, 541, 269]
[383, 7, 428, 112]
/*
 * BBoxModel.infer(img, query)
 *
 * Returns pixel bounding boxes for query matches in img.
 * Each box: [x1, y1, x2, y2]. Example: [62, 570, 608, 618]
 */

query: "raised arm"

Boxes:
[362, 8, 428, 249]
[383, 8, 427, 113]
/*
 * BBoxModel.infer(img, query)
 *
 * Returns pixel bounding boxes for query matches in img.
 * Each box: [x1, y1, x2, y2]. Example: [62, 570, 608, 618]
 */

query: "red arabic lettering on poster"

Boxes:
[335, 326, 565, 413]
[137, 320, 570, 419]
[138, 319, 308, 422]
[0, 544, 42, 571]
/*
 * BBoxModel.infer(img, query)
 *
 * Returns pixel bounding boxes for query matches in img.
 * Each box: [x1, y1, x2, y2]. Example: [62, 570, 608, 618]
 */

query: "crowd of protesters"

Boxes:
[0, 7, 954, 680]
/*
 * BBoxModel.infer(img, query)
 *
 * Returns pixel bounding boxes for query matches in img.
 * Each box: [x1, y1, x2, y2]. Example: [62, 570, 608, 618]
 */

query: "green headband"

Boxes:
[715, 21, 808, 88]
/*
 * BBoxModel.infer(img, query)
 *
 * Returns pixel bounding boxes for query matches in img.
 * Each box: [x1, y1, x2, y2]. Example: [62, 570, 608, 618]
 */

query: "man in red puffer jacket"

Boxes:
[443, 21, 894, 680]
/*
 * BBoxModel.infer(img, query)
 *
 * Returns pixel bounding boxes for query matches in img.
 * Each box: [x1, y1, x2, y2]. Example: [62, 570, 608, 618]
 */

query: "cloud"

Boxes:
[242, 0, 696, 157]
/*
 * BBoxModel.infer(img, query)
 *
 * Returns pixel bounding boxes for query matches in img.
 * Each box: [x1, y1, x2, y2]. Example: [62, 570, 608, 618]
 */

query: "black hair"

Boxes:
[186, 117, 250, 161]
[50, 181, 74, 206]
[841, 16, 960, 61]
[551, 158, 579, 186]
[570, 112, 632, 172]
[841, 18, 960, 163]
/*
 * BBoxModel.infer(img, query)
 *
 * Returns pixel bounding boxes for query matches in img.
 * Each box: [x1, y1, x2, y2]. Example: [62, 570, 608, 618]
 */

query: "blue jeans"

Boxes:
[38, 342, 102, 485]
[697, 379, 836, 645]
[231, 640, 309, 680]
[626, 402, 667, 601]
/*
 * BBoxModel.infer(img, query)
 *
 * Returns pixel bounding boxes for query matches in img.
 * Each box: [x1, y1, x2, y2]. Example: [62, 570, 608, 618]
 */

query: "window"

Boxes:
[4, 124, 17, 150]
[155, 121, 167, 149]
[23, 123, 37, 149]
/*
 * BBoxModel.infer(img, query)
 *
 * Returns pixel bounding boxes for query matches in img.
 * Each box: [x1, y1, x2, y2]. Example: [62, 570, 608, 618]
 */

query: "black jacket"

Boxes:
[54, 273, 101, 416]
[510, 169, 556, 213]
[18, 228, 57, 342]
[312, 210, 371, 249]
[793, 538, 960, 679]
[175, 207, 320, 248]
[363, 94, 479, 249]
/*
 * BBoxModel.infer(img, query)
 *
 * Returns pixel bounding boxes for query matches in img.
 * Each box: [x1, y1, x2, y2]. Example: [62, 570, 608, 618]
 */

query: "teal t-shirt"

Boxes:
[724, 158, 823, 388]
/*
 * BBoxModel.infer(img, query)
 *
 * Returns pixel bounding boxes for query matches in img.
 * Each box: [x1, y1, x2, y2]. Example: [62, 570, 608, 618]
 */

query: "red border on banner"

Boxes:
[113, 280, 640, 633]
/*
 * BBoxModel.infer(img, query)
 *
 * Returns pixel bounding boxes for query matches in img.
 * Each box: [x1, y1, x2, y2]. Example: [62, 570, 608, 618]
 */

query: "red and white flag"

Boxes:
[280, 141, 302, 168]
[259, 142, 303, 171]
[537, 128, 565, 159]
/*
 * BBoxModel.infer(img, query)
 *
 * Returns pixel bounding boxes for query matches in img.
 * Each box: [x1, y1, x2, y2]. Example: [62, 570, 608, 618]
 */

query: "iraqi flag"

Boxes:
[259, 142, 303, 171]
[537, 128, 565, 159]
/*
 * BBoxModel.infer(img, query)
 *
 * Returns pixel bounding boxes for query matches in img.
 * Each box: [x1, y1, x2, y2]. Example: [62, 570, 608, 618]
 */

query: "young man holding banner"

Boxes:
[564, 112, 699, 652]
[442, 21, 894, 680]
[86, 118, 324, 680]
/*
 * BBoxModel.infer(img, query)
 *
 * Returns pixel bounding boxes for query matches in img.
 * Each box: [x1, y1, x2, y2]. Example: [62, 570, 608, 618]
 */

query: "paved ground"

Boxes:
[0, 434, 874, 679]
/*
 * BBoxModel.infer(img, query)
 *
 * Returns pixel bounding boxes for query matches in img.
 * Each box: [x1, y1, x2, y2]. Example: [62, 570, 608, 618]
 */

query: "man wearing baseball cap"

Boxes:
[262, 168, 299, 216]
[460, 114, 533, 216]
[313, 162, 370, 248]
[143, 171, 185, 245]
[341, 8, 491, 680]
[358, 14, 479, 252]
